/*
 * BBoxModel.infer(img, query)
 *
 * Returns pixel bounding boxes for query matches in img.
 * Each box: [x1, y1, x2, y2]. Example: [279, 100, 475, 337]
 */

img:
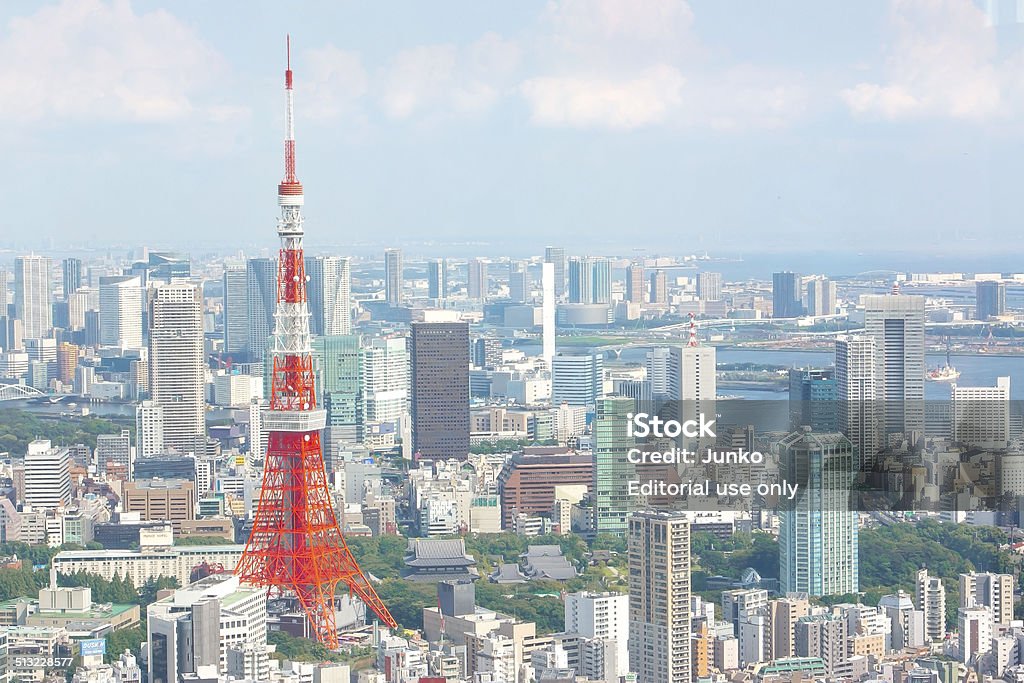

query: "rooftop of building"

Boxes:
[404, 539, 476, 567]
[54, 544, 245, 559]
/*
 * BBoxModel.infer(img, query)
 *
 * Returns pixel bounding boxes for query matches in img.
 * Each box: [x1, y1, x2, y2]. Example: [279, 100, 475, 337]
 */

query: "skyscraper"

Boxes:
[384, 248, 404, 306]
[545, 246, 566, 300]
[976, 281, 1006, 320]
[568, 257, 611, 305]
[362, 336, 410, 427]
[916, 567, 946, 642]
[410, 321, 470, 460]
[99, 275, 144, 349]
[646, 347, 671, 399]
[136, 400, 165, 459]
[23, 439, 71, 511]
[625, 263, 645, 304]
[222, 263, 249, 356]
[467, 259, 488, 300]
[508, 262, 528, 303]
[951, 377, 1011, 449]
[246, 257, 277, 362]
[312, 334, 363, 447]
[836, 334, 879, 466]
[593, 396, 637, 535]
[649, 270, 668, 304]
[864, 294, 926, 439]
[551, 353, 604, 406]
[542, 262, 555, 369]
[772, 271, 803, 318]
[667, 344, 716, 442]
[806, 278, 836, 317]
[61, 258, 82, 300]
[696, 272, 722, 301]
[628, 510, 691, 683]
[306, 255, 352, 336]
[427, 258, 448, 301]
[778, 430, 858, 597]
[14, 255, 52, 339]
[149, 282, 205, 455]
[788, 368, 837, 432]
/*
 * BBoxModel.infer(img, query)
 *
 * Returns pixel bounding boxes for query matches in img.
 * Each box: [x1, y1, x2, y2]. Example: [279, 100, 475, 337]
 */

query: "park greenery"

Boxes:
[857, 520, 1020, 626]
[0, 408, 130, 454]
[268, 631, 371, 663]
[175, 535, 235, 546]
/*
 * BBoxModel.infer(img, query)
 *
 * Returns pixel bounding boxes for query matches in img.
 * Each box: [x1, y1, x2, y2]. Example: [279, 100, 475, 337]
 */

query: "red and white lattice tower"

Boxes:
[235, 37, 396, 647]
[687, 312, 699, 347]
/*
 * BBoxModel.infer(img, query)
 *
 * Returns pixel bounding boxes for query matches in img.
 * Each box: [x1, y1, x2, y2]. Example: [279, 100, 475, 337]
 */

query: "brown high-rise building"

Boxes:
[768, 595, 810, 660]
[57, 342, 79, 384]
[123, 479, 196, 532]
[410, 321, 470, 460]
[497, 450, 593, 528]
[649, 270, 668, 304]
[625, 264, 645, 304]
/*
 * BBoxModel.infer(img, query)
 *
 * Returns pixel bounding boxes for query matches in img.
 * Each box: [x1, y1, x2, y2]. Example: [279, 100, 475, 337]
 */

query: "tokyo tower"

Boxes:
[235, 36, 397, 647]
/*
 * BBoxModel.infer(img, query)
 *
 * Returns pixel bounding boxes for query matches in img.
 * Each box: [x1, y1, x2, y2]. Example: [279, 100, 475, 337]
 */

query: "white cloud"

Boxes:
[684, 66, 810, 131]
[302, 45, 368, 121]
[841, 0, 1006, 120]
[521, 65, 685, 129]
[379, 45, 459, 120]
[540, 0, 696, 66]
[521, 0, 807, 131]
[0, 0, 231, 124]
[377, 33, 521, 121]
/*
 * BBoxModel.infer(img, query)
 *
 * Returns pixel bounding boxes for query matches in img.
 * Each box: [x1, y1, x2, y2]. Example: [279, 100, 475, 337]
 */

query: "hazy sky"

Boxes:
[3, 0, 1024, 257]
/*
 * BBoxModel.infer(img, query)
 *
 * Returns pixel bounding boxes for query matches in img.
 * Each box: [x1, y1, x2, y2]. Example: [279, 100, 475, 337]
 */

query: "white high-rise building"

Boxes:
[806, 278, 837, 317]
[248, 398, 266, 462]
[960, 572, 1014, 627]
[306, 255, 352, 336]
[667, 344, 716, 402]
[668, 344, 717, 450]
[222, 263, 249, 356]
[147, 573, 270, 682]
[14, 255, 52, 339]
[150, 282, 205, 455]
[99, 275, 144, 349]
[836, 334, 879, 467]
[362, 336, 410, 426]
[917, 567, 947, 642]
[958, 605, 993, 665]
[952, 377, 1010, 449]
[136, 400, 165, 460]
[67, 288, 90, 331]
[628, 510, 691, 683]
[24, 439, 70, 510]
[542, 262, 555, 370]
[864, 294, 926, 441]
[878, 591, 925, 651]
[565, 592, 629, 677]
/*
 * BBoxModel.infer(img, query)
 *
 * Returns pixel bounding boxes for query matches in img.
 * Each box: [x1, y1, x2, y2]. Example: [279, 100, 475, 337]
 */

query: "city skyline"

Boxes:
[5, 5, 1024, 682]
[3, 0, 1024, 255]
